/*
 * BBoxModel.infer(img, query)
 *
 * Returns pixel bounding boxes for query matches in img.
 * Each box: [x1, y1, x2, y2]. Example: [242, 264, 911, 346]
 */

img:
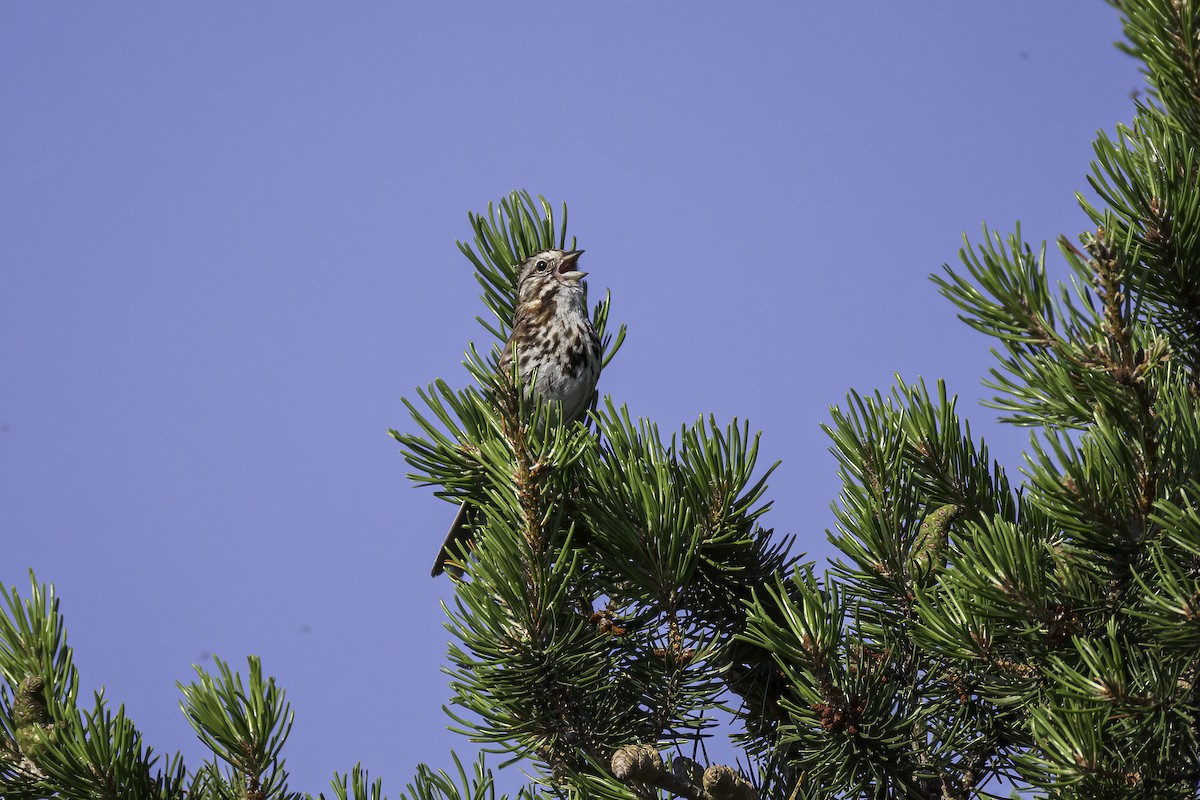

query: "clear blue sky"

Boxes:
[1, 3, 1143, 794]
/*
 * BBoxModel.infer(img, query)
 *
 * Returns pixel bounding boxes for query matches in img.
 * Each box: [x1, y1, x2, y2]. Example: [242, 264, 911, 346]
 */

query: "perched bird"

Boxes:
[431, 249, 603, 577]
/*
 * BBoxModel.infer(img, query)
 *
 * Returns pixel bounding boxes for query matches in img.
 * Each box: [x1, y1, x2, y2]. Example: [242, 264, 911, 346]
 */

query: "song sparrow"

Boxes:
[431, 249, 603, 576]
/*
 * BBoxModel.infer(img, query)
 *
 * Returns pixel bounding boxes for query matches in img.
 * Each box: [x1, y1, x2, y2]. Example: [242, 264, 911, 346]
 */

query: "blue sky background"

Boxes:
[2, 3, 1144, 795]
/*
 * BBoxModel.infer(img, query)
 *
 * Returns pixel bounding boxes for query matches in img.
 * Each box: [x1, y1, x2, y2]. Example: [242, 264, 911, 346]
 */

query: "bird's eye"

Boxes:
[535, 260, 548, 272]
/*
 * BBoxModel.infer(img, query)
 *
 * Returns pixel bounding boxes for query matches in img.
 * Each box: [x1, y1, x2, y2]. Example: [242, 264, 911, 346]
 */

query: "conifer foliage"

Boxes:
[4, 2, 1200, 798]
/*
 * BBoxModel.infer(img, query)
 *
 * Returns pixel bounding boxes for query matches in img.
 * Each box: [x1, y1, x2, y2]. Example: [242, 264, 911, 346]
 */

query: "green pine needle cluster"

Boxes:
[393, 190, 795, 796]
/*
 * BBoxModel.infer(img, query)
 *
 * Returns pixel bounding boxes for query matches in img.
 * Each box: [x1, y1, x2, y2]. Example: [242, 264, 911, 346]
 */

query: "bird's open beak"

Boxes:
[557, 249, 587, 282]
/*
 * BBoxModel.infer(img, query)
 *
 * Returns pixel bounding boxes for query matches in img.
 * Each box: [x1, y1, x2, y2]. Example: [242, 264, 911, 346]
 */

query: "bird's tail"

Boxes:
[431, 502, 471, 577]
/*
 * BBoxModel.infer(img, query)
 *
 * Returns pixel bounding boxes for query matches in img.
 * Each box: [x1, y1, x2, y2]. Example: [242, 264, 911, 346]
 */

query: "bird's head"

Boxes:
[515, 249, 586, 304]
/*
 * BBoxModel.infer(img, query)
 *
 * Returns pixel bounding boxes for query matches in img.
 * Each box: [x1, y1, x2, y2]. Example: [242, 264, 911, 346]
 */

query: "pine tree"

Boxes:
[4, 2, 1200, 798]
